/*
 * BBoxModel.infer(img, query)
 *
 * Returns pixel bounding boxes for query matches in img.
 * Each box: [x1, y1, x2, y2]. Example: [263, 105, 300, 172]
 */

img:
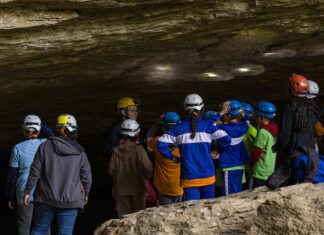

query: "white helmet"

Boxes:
[184, 94, 204, 111]
[56, 114, 78, 132]
[306, 80, 319, 99]
[120, 119, 140, 137]
[23, 115, 42, 132]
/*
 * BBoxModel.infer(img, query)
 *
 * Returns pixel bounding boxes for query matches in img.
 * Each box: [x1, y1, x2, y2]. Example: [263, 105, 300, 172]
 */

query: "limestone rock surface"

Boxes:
[94, 184, 324, 235]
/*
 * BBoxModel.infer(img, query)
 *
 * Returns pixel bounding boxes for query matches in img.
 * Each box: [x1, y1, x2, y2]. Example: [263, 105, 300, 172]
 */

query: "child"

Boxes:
[157, 94, 231, 201]
[7, 115, 47, 235]
[217, 100, 250, 195]
[108, 119, 153, 218]
[252, 100, 278, 188]
[147, 112, 183, 205]
[241, 102, 257, 189]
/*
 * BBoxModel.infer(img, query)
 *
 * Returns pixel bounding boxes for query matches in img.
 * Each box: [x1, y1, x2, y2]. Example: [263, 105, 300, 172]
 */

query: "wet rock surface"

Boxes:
[94, 183, 324, 235]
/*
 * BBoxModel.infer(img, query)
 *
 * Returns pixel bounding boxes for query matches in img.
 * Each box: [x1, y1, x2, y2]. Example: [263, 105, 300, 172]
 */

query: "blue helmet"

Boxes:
[204, 110, 216, 119]
[241, 102, 254, 117]
[162, 112, 180, 129]
[254, 100, 276, 119]
[228, 100, 242, 116]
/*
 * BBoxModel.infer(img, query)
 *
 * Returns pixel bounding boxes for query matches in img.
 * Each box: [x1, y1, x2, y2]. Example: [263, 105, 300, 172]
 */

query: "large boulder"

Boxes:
[94, 183, 324, 235]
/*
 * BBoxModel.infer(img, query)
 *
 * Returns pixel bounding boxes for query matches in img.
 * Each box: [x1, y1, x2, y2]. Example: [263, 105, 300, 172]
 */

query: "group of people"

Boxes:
[6, 73, 324, 235]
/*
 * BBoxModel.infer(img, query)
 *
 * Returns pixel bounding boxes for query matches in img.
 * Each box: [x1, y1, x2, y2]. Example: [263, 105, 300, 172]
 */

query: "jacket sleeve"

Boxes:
[80, 152, 92, 196]
[277, 103, 293, 152]
[140, 148, 153, 179]
[157, 128, 177, 160]
[7, 147, 19, 200]
[104, 124, 121, 158]
[7, 167, 19, 201]
[211, 125, 232, 153]
[108, 152, 116, 177]
[251, 147, 264, 165]
[24, 148, 44, 194]
[315, 121, 324, 137]
[145, 119, 162, 142]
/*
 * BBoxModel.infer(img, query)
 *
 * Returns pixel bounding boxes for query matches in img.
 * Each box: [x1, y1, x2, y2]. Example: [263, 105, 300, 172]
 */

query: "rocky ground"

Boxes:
[94, 183, 324, 235]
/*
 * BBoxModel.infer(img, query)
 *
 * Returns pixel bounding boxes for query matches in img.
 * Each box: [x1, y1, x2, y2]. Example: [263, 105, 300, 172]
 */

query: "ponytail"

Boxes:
[190, 111, 199, 139]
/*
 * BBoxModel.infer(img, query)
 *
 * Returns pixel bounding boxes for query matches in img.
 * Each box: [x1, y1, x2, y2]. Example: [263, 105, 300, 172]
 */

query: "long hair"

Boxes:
[291, 97, 312, 131]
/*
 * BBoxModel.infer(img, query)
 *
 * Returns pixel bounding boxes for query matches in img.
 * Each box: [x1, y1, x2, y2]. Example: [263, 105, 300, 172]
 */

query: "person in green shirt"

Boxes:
[252, 100, 278, 188]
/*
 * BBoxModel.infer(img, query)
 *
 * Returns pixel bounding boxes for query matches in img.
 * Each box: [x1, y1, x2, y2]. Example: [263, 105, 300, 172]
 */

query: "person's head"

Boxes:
[120, 119, 140, 142]
[162, 112, 181, 132]
[22, 115, 42, 139]
[116, 97, 139, 120]
[222, 100, 242, 123]
[289, 73, 309, 97]
[56, 114, 78, 140]
[204, 110, 216, 120]
[184, 94, 204, 139]
[254, 100, 276, 125]
[306, 80, 319, 99]
[241, 102, 257, 126]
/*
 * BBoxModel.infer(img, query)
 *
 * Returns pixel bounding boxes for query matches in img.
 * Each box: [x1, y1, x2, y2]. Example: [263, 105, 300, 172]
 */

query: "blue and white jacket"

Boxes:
[157, 115, 231, 187]
[218, 118, 250, 169]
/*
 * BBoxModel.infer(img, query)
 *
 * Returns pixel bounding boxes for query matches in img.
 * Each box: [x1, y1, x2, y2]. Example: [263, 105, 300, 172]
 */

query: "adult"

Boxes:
[7, 115, 47, 235]
[23, 114, 92, 235]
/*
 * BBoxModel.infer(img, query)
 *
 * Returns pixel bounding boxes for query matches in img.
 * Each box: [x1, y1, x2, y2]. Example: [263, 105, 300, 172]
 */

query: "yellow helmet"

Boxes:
[116, 97, 138, 110]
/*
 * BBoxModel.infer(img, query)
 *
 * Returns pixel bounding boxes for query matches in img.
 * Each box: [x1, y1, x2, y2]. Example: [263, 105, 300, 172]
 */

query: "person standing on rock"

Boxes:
[7, 115, 48, 235]
[23, 114, 92, 235]
[251, 101, 278, 188]
[147, 112, 183, 205]
[108, 119, 153, 218]
[157, 94, 231, 200]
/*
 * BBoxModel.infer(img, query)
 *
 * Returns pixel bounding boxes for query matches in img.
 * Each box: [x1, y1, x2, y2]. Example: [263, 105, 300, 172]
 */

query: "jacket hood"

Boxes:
[261, 123, 278, 137]
[50, 136, 84, 156]
[113, 141, 138, 161]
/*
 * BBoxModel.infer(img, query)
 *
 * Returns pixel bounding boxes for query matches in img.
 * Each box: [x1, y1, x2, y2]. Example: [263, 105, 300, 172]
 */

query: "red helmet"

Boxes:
[289, 74, 309, 96]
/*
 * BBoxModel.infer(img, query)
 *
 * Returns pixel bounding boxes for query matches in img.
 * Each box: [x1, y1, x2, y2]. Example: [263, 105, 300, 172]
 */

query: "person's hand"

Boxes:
[172, 155, 180, 163]
[211, 150, 220, 160]
[8, 200, 15, 210]
[220, 101, 231, 116]
[23, 194, 30, 207]
[84, 195, 88, 205]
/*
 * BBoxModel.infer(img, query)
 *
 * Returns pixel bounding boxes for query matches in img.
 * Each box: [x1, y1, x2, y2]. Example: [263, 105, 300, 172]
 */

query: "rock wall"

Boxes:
[94, 184, 324, 235]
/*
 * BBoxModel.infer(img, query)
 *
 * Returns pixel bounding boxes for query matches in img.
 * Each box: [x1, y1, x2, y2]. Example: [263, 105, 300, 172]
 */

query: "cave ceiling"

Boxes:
[1, 0, 324, 146]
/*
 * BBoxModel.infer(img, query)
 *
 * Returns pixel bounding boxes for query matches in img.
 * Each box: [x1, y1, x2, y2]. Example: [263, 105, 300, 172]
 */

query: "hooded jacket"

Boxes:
[24, 136, 92, 209]
[108, 141, 153, 198]
[278, 98, 317, 155]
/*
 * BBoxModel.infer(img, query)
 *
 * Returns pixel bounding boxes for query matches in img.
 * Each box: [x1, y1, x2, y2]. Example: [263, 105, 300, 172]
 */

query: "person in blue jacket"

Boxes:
[157, 94, 232, 201]
[7, 115, 48, 235]
[217, 100, 250, 195]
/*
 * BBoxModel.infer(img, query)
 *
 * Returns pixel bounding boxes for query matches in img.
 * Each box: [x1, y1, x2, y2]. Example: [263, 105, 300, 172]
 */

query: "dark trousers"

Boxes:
[17, 202, 34, 235]
[253, 177, 267, 188]
[157, 192, 182, 206]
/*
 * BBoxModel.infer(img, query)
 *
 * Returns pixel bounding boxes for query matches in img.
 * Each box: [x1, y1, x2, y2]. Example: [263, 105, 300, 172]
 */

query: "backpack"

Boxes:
[266, 146, 319, 190]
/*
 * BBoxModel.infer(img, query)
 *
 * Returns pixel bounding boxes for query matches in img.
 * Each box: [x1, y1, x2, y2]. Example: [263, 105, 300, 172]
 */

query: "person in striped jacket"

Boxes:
[157, 94, 231, 201]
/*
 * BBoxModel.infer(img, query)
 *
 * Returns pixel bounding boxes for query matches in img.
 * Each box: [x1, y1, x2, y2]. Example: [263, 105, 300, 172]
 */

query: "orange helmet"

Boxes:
[289, 74, 309, 97]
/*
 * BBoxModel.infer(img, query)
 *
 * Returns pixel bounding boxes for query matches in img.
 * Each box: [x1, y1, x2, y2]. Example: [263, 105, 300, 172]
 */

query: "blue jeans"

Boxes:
[157, 192, 182, 205]
[222, 170, 244, 196]
[31, 203, 78, 235]
[184, 184, 215, 201]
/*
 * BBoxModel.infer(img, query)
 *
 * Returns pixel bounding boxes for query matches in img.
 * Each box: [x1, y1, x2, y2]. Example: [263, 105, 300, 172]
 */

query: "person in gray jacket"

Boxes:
[23, 114, 92, 235]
